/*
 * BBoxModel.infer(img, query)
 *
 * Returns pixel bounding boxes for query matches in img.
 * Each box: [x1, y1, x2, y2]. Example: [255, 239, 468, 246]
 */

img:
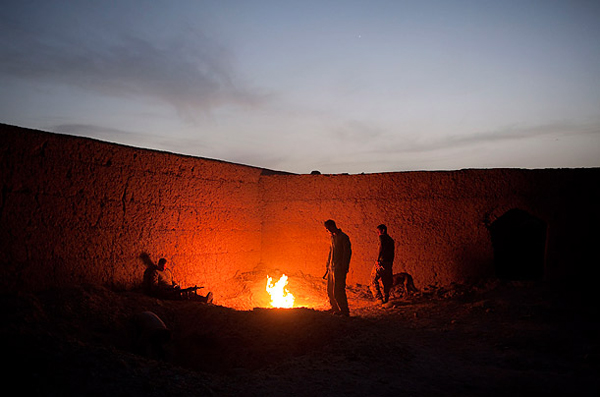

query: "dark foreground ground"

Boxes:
[2, 278, 598, 397]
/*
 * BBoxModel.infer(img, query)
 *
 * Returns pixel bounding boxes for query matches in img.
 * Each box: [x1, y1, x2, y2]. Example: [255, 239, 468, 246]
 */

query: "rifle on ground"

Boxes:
[177, 286, 204, 300]
[180, 286, 204, 293]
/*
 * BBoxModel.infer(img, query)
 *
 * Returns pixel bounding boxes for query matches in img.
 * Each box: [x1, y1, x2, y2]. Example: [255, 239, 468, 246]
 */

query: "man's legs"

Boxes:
[187, 291, 214, 303]
[159, 288, 184, 300]
[333, 270, 349, 316]
[381, 267, 393, 303]
[327, 271, 340, 313]
[370, 265, 384, 302]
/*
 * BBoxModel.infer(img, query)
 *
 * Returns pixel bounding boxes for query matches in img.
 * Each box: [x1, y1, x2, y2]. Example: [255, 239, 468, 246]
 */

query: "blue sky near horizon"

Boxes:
[1, 0, 599, 174]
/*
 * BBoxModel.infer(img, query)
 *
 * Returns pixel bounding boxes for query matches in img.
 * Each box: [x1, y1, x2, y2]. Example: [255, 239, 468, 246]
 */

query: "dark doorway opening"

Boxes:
[489, 209, 547, 281]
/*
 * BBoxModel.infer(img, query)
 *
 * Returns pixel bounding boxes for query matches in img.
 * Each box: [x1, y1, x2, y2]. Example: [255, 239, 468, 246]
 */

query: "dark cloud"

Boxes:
[0, 19, 265, 120]
[374, 120, 600, 155]
[444, 121, 599, 147]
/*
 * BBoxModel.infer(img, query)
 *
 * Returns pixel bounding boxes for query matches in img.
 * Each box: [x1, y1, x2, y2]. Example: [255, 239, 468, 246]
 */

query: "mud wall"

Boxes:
[259, 169, 600, 288]
[2, 124, 599, 295]
[0, 124, 264, 293]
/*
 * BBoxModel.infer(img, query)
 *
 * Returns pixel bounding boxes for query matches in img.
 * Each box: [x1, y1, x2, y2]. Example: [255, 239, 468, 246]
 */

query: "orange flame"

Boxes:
[266, 274, 295, 308]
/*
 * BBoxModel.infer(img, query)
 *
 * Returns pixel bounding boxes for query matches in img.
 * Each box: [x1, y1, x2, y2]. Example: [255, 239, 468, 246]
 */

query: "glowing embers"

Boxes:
[266, 274, 295, 308]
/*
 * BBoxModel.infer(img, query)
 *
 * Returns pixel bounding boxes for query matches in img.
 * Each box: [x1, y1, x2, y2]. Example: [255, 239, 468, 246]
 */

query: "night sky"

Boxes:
[1, 0, 599, 174]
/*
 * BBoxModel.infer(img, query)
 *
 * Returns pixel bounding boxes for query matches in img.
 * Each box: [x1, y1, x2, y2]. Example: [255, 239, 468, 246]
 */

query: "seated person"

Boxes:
[143, 257, 213, 303]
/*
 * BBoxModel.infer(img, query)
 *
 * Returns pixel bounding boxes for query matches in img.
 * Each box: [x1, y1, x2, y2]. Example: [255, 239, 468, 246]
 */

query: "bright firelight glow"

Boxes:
[266, 274, 295, 308]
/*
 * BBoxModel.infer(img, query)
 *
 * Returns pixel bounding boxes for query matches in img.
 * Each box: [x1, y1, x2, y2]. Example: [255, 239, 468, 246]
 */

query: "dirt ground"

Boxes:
[2, 272, 598, 397]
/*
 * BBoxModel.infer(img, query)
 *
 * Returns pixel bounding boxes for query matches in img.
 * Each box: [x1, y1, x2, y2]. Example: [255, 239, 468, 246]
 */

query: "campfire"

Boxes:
[266, 274, 295, 308]
[217, 269, 329, 310]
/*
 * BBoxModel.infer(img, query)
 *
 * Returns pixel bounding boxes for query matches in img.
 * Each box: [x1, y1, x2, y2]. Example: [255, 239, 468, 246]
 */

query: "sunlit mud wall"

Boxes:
[2, 124, 599, 295]
[0, 124, 265, 293]
[259, 169, 600, 288]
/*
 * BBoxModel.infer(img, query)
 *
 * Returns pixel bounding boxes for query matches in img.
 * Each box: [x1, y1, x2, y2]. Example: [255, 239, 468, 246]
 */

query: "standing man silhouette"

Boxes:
[370, 224, 395, 306]
[324, 220, 352, 316]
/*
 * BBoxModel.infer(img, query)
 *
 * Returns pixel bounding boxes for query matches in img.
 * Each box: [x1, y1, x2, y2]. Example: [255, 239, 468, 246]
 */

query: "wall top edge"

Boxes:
[4, 123, 597, 178]
[1, 123, 293, 176]
[261, 167, 600, 178]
